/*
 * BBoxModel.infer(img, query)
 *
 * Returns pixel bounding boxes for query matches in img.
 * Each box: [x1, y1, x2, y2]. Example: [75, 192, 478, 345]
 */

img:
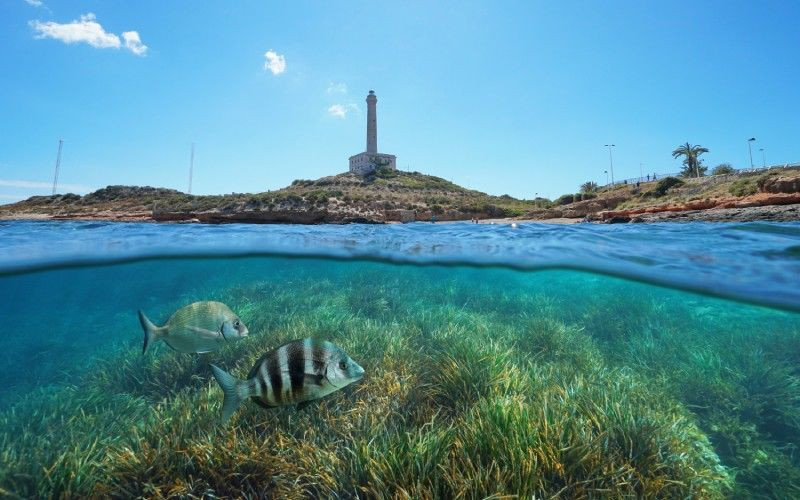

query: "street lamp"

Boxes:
[604, 144, 615, 184]
[604, 170, 609, 185]
[747, 138, 756, 168]
[759, 148, 766, 168]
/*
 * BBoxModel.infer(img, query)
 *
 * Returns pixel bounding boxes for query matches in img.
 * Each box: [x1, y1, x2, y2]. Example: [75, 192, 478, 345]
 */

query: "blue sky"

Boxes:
[1, 1, 799, 203]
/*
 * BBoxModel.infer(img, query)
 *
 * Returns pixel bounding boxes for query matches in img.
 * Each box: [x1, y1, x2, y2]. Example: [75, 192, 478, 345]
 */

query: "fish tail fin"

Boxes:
[210, 364, 246, 422]
[138, 310, 163, 355]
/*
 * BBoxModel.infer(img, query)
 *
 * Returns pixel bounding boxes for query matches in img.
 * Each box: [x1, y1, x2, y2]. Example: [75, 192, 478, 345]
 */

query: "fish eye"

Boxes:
[339, 360, 348, 370]
[233, 320, 240, 327]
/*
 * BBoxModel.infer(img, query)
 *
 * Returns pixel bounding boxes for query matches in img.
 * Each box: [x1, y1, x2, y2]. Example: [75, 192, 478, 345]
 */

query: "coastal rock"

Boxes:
[599, 193, 800, 222]
[527, 196, 627, 220]
[154, 207, 385, 224]
[759, 174, 800, 194]
[614, 204, 800, 223]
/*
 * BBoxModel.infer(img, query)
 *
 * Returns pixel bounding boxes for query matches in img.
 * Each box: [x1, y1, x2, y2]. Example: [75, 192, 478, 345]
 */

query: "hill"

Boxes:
[0, 169, 538, 224]
[525, 166, 800, 223]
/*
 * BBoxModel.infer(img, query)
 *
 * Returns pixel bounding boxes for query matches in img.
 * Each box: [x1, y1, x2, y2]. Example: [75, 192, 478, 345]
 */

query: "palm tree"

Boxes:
[580, 181, 598, 193]
[672, 143, 709, 178]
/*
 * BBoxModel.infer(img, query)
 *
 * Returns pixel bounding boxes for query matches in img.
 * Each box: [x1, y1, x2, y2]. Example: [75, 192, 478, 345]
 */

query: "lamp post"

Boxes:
[759, 148, 765, 168]
[747, 138, 756, 169]
[604, 144, 615, 185]
[604, 170, 609, 185]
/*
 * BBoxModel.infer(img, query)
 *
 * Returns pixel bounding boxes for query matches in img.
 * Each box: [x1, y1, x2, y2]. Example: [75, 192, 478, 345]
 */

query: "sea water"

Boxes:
[0, 220, 799, 497]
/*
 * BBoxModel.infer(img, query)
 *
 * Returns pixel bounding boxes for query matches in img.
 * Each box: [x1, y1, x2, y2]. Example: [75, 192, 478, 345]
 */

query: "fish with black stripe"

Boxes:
[210, 338, 365, 420]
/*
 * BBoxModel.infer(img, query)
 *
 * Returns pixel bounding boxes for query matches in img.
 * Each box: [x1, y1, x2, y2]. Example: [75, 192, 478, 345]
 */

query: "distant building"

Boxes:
[349, 90, 396, 175]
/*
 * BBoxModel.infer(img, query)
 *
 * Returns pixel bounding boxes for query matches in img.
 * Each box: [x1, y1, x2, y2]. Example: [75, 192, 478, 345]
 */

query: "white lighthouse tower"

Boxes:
[349, 90, 396, 175]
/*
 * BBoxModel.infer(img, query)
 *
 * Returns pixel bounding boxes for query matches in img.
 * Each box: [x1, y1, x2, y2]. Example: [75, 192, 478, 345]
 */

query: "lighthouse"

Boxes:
[349, 90, 396, 175]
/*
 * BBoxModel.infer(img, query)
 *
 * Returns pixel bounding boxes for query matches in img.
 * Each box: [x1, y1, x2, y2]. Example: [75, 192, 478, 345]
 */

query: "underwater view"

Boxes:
[1, 221, 800, 498]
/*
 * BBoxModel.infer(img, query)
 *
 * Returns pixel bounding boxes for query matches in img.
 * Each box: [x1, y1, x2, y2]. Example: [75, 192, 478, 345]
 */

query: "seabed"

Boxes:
[1, 257, 799, 498]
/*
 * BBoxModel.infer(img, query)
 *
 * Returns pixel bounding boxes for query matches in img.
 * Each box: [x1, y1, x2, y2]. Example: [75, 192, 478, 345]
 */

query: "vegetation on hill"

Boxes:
[3, 163, 797, 224]
[0, 169, 539, 222]
[526, 166, 800, 221]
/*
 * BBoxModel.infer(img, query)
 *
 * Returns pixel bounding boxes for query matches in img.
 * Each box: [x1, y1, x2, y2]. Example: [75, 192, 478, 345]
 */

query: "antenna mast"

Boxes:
[52, 139, 63, 195]
[188, 142, 194, 194]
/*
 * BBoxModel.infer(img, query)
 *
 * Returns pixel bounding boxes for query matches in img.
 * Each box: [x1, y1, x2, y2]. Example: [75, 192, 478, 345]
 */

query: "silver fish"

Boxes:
[210, 338, 365, 421]
[138, 301, 249, 354]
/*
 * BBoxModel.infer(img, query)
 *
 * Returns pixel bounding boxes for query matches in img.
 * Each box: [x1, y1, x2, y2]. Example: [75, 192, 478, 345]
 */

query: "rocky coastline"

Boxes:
[2, 168, 799, 225]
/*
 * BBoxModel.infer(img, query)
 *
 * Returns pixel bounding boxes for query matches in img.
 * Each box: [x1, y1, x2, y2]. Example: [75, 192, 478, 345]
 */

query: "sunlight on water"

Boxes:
[1, 253, 799, 497]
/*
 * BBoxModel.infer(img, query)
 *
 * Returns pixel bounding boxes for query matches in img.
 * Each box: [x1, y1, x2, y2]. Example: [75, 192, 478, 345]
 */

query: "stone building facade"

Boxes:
[349, 90, 396, 175]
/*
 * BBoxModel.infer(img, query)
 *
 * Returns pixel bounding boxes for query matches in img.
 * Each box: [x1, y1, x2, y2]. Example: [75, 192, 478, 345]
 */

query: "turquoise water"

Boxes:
[1, 221, 799, 497]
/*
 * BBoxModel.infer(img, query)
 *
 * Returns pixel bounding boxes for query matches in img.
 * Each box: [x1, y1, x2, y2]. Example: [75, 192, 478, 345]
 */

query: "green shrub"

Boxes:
[555, 194, 574, 205]
[374, 166, 399, 179]
[729, 179, 757, 197]
[712, 163, 736, 175]
[649, 177, 684, 197]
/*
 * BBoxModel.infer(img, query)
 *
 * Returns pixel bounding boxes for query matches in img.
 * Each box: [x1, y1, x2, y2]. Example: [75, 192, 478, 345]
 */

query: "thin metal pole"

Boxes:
[748, 138, 755, 168]
[760, 148, 765, 168]
[52, 139, 63, 195]
[604, 144, 615, 184]
[188, 142, 194, 194]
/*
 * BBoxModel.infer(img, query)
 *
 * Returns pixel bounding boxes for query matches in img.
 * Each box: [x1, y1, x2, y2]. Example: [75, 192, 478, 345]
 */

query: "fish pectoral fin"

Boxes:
[186, 326, 223, 339]
[304, 373, 325, 386]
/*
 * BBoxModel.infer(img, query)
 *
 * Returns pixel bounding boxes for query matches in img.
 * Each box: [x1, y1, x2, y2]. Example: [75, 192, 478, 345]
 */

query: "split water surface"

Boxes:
[1, 220, 799, 497]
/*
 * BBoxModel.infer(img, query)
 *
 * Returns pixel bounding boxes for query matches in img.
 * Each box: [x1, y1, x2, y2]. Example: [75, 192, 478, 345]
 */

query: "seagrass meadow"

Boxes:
[1, 257, 799, 498]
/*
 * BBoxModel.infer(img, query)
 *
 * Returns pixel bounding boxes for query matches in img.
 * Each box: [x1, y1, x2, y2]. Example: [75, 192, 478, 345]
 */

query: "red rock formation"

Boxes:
[599, 193, 800, 221]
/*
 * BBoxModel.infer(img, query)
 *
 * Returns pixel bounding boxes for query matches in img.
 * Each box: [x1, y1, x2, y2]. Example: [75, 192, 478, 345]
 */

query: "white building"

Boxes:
[349, 90, 396, 175]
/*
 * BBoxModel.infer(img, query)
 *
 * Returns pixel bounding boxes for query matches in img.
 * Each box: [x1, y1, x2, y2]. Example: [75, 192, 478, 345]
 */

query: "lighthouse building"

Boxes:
[349, 90, 396, 175]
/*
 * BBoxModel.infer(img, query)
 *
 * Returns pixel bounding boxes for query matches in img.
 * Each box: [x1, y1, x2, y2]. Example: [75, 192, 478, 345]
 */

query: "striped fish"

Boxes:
[138, 301, 249, 354]
[210, 338, 365, 420]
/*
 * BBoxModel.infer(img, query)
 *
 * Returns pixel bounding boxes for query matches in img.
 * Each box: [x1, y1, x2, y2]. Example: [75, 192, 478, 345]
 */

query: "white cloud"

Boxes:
[29, 13, 147, 56]
[122, 31, 147, 56]
[326, 82, 347, 94]
[263, 50, 286, 75]
[327, 104, 347, 118]
[24, 0, 44, 7]
[0, 179, 91, 192]
[30, 13, 119, 49]
[327, 103, 358, 119]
